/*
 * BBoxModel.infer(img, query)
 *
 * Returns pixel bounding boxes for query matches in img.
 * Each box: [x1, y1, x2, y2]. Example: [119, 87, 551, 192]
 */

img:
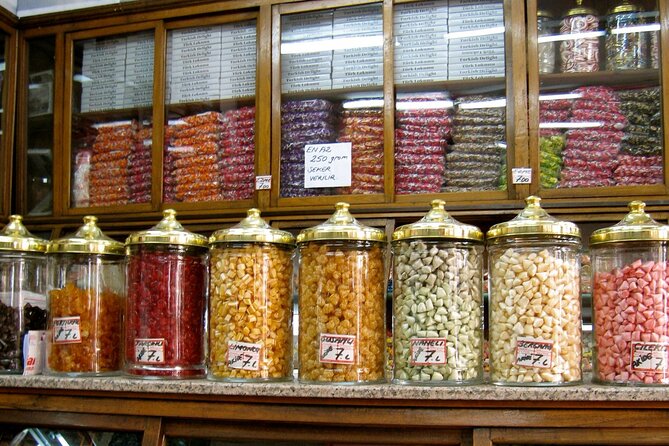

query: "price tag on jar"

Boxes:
[409, 338, 448, 366]
[631, 342, 669, 372]
[52, 316, 82, 344]
[255, 175, 271, 190]
[134, 338, 166, 364]
[319, 333, 356, 364]
[514, 337, 553, 369]
[227, 340, 261, 371]
[512, 168, 532, 185]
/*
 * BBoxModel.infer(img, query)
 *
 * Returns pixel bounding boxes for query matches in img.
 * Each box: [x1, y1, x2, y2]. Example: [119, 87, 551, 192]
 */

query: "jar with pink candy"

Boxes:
[559, 1, 600, 72]
[591, 201, 669, 385]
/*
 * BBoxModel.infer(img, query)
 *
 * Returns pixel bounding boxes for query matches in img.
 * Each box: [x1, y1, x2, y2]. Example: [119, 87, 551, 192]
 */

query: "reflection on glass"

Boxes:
[280, 5, 384, 198]
[537, 1, 662, 190]
[70, 31, 154, 208]
[164, 21, 257, 203]
[27, 37, 55, 216]
[9, 429, 141, 445]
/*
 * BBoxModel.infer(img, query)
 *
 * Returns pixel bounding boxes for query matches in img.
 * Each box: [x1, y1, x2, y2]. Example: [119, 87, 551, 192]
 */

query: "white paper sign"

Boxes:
[134, 338, 166, 364]
[410, 338, 448, 366]
[514, 337, 553, 369]
[227, 340, 261, 371]
[632, 342, 669, 372]
[319, 333, 355, 364]
[255, 175, 271, 190]
[304, 143, 352, 188]
[512, 167, 532, 184]
[52, 316, 81, 344]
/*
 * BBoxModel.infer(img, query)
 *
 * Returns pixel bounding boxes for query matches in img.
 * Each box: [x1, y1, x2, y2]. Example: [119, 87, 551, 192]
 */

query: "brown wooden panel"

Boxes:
[489, 427, 669, 445]
[0, 409, 148, 431]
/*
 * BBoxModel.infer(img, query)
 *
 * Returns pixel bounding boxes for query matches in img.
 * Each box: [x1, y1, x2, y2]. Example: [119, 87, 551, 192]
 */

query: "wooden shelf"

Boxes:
[539, 68, 660, 91]
[396, 77, 506, 96]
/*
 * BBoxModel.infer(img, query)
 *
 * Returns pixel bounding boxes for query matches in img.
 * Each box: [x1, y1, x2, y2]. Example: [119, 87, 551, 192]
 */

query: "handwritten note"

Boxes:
[319, 333, 356, 364]
[304, 143, 352, 188]
[514, 336, 553, 369]
[632, 342, 669, 372]
[52, 316, 81, 344]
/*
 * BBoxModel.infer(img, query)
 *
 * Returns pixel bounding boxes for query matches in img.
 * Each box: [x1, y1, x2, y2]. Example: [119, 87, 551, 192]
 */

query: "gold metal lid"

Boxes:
[609, 0, 641, 15]
[486, 196, 581, 240]
[590, 201, 669, 245]
[392, 199, 483, 243]
[210, 208, 295, 246]
[296, 202, 386, 244]
[125, 209, 208, 248]
[47, 216, 124, 255]
[0, 215, 48, 253]
[537, 9, 554, 19]
[565, 0, 597, 17]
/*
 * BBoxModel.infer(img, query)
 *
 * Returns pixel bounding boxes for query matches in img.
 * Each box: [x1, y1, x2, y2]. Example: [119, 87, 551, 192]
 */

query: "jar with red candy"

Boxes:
[591, 201, 669, 385]
[125, 209, 208, 379]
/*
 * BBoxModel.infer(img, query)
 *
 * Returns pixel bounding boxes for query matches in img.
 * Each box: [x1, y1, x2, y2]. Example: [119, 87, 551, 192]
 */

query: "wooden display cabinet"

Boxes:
[0, 11, 17, 220]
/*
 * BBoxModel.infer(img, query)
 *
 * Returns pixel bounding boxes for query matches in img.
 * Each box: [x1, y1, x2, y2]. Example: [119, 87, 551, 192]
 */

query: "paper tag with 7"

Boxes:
[319, 333, 355, 364]
[135, 338, 166, 364]
[514, 337, 553, 369]
[631, 342, 669, 372]
[410, 338, 448, 366]
[52, 316, 82, 344]
[227, 340, 261, 371]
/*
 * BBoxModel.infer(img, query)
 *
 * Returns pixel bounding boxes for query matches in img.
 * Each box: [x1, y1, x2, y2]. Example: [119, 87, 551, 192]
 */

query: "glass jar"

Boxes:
[606, 0, 647, 70]
[590, 201, 669, 385]
[391, 200, 484, 385]
[0, 216, 48, 374]
[560, 1, 600, 72]
[45, 216, 125, 376]
[538, 10, 557, 74]
[208, 209, 295, 382]
[125, 209, 208, 379]
[487, 196, 582, 386]
[297, 202, 387, 384]
[649, 12, 659, 69]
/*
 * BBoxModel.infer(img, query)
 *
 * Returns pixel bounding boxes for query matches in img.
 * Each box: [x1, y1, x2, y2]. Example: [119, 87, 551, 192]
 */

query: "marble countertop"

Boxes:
[1, 374, 668, 402]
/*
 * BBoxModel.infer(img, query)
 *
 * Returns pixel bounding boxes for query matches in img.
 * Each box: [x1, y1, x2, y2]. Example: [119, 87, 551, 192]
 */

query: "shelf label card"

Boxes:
[512, 167, 532, 184]
[319, 333, 356, 364]
[255, 175, 271, 190]
[227, 340, 262, 371]
[410, 337, 448, 366]
[135, 338, 166, 364]
[631, 342, 669, 372]
[52, 316, 81, 344]
[514, 336, 553, 369]
[304, 143, 352, 188]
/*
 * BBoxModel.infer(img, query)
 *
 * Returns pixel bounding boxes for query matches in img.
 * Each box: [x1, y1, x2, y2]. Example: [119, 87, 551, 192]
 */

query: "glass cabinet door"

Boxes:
[533, 0, 663, 194]
[0, 31, 7, 218]
[393, 0, 507, 196]
[26, 37, 55, 217]
[278, 3, 384, 199]
[68, 29, 154, 210]
[164, 17, 257, 205]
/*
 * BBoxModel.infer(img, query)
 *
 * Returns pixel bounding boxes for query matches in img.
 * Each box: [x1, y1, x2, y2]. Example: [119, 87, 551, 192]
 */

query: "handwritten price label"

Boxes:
[227, 340, 261, 371]
[410, 338, 447, 366]
[512, 168, 532, 185]
[304, 143, 352, 188]
[255, 175, 271, 190]
[319, 333, 356, 364]
[514, 337, 553, 369]
[52, 317, 82, 344]
[135, 338, 166, 364]
[631, 342, 669, 372]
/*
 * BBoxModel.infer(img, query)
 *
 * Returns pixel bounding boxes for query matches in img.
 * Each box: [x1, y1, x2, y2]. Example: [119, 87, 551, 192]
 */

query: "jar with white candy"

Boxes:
[392, 200, 484, 385]
[487, 196, 582, 386]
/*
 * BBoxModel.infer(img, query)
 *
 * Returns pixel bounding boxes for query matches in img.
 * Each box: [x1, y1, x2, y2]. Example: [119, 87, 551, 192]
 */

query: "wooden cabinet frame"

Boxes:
[0, 12, 17, 220]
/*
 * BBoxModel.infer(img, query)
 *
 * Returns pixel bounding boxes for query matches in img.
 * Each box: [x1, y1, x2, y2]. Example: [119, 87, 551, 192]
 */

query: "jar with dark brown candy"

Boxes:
[606, 0, 647, 70]
[45, 216, 125, 376]
[560, 0, 600, 72]
[125, 209, 208, 379]
[208, 209, 295, 382]
[297, 202, 387, 384]
[0, 216, 48, 373]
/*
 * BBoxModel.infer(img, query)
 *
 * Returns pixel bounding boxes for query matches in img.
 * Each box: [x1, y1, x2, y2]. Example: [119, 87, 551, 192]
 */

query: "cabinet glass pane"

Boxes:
[280, 4, 384, 198]
[26, 37, 55, 216]
[0, 428, 142, 445]
[164, 20, 257, 204]
[70, 31, 154, 208]
[0, 33, 5, 215]
[393, 0, 507, 194]
[536, 0, 662, 190]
